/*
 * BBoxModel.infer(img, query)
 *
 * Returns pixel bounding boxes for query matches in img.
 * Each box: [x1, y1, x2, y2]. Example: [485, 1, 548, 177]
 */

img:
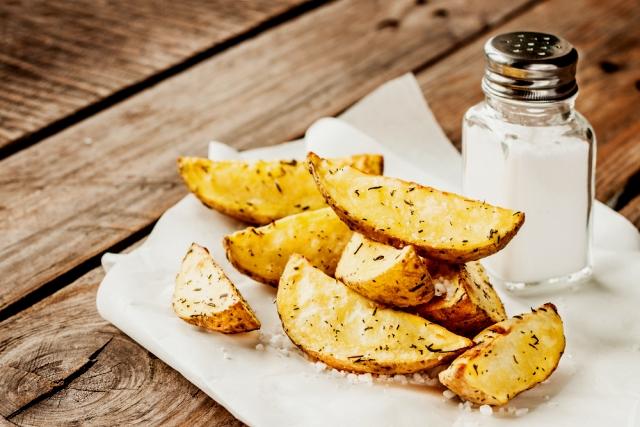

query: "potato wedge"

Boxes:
[224, 207, 352, 286]
[414, 261, 507, 337]
[277, 254, 472, 374]
[335, 233, 434, 307]
[307, 152, 524, 262]
[178, 154, 383, 225]
[173, 243, 260, 333]
[439, 303, 565, 405]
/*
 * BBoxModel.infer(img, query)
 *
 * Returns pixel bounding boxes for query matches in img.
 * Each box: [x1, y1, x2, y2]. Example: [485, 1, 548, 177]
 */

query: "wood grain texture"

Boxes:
[620, 195, 640, 229]
[0, 0, 533, 312]
[0, 267, 243, 426]
[0, 0, 311, 150]
[416, 0, 640, 206]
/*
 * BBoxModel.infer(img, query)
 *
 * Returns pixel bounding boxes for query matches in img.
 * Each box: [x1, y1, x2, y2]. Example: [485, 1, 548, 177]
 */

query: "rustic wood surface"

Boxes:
[0, 0, 533, 313]
[0, 0, 312, 152]
[0, 0, 638, 425]
[0, 267, 241, 427]
[620, 192, 640, 229]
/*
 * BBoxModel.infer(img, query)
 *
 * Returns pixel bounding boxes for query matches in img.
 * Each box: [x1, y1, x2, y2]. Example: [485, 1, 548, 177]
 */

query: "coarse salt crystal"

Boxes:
[515, 408, 529, 417]
[313, 361, 327, 372]
[83, 137, 93, 145]
[459, 401, 472, 412]
[434, 282, 447, 296]
[479, 405, 493, 416]
[393, 374, 408, 385]
[443, 390, 456, 400]
[346, 373, 359, 384]
[359, 373, 373, 385]
[255, 343, 265, 351]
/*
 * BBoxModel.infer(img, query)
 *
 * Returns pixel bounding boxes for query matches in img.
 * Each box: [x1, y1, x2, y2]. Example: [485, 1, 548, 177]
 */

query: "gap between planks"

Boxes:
[0, 0, 332, 160]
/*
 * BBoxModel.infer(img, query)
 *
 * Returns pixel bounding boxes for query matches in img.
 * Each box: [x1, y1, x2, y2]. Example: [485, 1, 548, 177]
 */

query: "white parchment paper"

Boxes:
[98, 74, 640, 427]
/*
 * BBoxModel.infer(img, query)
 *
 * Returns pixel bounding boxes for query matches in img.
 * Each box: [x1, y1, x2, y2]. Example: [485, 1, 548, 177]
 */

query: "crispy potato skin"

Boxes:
[335, 233, 434, 307]
[439, 303, 565, 405]
[224, 208, 352, 286]
[277, 255, 472, 374]
[173, 243, 260, 333]
[414, 261, 506, 337]
[178, 155, 383, 225]
[307, 153, 525, 263]
[181, 300, 260, 334]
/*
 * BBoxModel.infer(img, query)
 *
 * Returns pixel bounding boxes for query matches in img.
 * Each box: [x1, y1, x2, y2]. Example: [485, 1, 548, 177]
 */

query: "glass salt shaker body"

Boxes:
[462, 32, 595, 291]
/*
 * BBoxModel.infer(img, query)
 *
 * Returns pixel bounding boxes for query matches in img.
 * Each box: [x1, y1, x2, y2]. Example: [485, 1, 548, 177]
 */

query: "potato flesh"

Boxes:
[335, 233, 434, 307]
[224, 208, 352, 286]
[178, 155, 383, 225]
[462, 261, 506, 323]
[173, 243, 260, 333]
[307, 153, 524, 262]
[439, 303, 565, 405]
[415, 261, 506, 337]
[277, 255, 472, 374]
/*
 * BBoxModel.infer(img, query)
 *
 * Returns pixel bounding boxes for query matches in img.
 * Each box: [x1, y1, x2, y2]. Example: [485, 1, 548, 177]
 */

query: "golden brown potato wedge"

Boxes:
[307, 152, 524, 262]
[439, 303, 565, 405]
[335, 233, 434, 307]
[277, 254, 473, 374]
[178, 154, 383, 225]
[224, 207, 352, 286]
[414, 261, 506, 337]
[173, 243, 260, 333]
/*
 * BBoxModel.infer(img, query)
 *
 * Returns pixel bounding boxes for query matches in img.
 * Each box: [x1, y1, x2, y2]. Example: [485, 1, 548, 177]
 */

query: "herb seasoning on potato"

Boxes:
[178, 154, 383, 224]
[439, 303, 565, 405]
[307, 152, 524, 263]
[277, 254, 472, 374]
[173, 243, 260, 333]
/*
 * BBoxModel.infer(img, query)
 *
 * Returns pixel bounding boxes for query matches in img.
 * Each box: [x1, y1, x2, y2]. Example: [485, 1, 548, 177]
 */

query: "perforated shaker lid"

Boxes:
[482, 32, 578, 102]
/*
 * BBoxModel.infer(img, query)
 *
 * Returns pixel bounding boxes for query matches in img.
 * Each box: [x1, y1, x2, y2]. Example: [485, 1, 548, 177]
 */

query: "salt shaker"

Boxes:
[462, 32, 595, 290]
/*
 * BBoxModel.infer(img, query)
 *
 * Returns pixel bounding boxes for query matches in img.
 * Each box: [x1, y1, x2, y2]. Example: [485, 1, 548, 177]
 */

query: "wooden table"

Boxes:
[1, 0, 638, 424]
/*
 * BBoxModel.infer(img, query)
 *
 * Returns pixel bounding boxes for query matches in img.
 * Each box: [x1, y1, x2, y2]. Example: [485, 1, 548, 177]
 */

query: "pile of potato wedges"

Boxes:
[171, 152, 565, 406]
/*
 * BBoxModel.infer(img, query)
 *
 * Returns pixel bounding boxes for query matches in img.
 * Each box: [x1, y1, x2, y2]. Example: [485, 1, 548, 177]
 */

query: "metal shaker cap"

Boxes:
[482, 32, 578, 102]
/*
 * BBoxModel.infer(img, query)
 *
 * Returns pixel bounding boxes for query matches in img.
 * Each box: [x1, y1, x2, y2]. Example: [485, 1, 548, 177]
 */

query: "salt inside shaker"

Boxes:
[462, 32, 595, 290]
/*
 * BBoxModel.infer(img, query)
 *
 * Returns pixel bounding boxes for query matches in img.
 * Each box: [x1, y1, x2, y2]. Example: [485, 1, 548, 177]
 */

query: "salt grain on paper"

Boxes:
[393, 374, 408, 385]
[220, 347, 231, 360]
[313, 361, 327, 372]
[458, 401, 473, 413]
[479, 404, 493, 416]
[443, 390, 456, 400]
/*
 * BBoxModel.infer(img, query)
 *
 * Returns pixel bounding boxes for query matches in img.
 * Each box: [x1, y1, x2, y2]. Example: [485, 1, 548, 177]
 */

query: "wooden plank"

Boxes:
[0, 267, 242, 426]
[620, 195, 640, 229]
[0, 0, 313, 151]
[416, 0, 640, 205]
[0, 0, 533, 312]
